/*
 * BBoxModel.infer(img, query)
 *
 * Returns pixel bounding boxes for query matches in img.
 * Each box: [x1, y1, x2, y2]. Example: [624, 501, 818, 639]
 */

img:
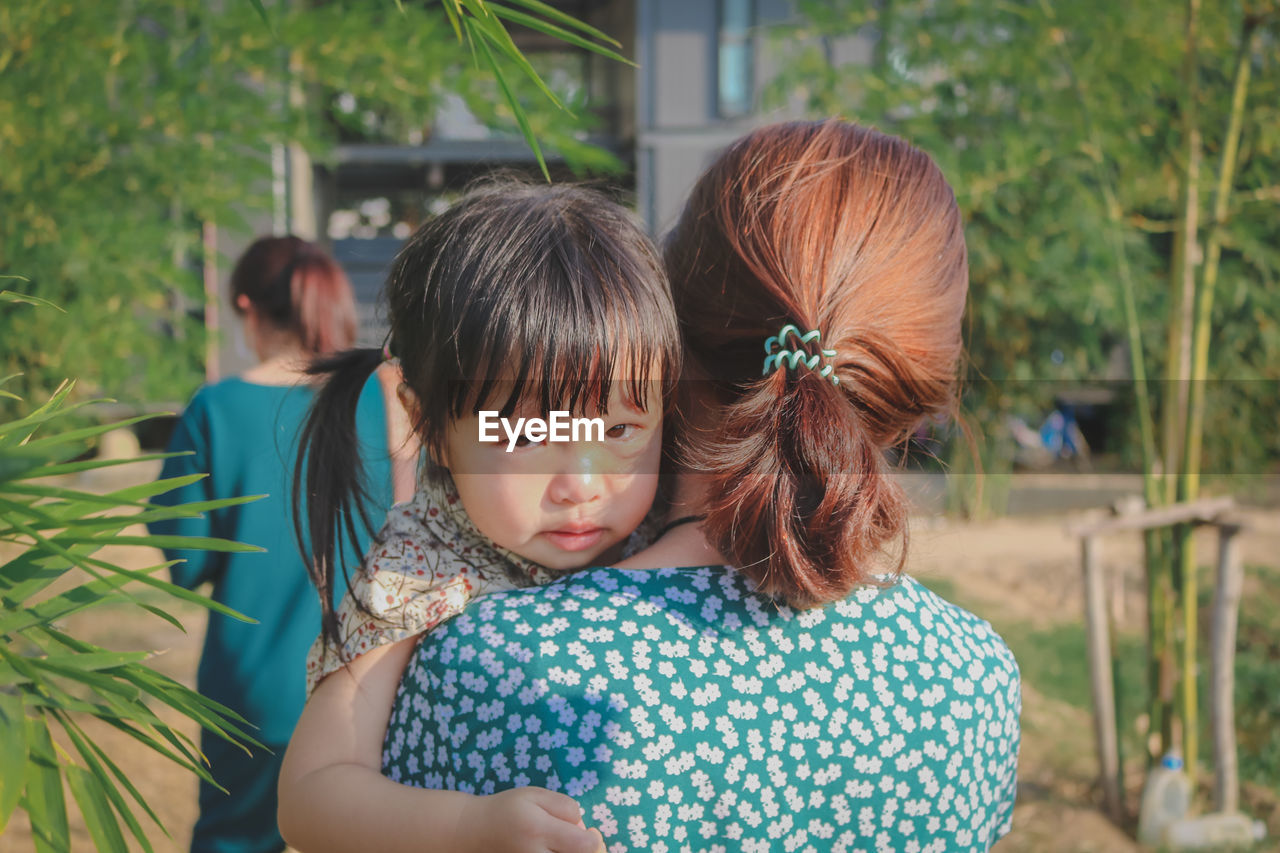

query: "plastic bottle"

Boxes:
[1162, 812, 1267, 849]
[1137, 752, 1192, 845]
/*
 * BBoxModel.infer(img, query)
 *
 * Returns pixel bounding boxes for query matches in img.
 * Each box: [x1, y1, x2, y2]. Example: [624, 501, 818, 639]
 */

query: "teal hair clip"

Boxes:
[762, 324, 839, 385]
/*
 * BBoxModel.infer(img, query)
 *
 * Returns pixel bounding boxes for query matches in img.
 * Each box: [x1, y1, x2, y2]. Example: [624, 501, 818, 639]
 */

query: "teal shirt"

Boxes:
[151, 376, 393, 743]
[384, 567, 1021, 852]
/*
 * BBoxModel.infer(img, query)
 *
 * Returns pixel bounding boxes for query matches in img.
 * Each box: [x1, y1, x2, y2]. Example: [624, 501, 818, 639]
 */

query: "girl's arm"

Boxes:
[278, 638, 604, 853]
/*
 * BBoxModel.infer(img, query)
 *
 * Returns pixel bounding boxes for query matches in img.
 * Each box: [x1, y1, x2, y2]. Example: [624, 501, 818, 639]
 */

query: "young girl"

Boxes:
[278, 181, 680, 853]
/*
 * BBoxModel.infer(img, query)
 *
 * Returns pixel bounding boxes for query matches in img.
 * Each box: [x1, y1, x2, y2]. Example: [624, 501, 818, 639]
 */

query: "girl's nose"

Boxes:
[547, 452, 605, 506]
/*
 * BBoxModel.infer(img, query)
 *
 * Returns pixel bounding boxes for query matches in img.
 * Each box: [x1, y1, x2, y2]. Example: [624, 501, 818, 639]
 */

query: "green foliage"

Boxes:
[0, 293, 267, 848]
[921, 566, 1280, 801]
[0, 1, 623, 421]
[775, 0, 1280, 477]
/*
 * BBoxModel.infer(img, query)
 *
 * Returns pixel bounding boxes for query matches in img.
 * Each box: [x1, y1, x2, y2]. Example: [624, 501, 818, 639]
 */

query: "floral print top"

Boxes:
[382, 566, 1022, 853]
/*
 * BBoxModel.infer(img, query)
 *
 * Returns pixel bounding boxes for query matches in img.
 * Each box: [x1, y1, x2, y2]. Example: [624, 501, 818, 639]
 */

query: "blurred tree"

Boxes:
[777, 0, 1280, 778]
[775, 0, 1279, 488]
[0, 1, 623, 418]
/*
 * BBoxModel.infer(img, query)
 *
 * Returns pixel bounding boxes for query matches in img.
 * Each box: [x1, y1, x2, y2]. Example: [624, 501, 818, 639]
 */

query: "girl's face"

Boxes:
[441, 381, 664, 571]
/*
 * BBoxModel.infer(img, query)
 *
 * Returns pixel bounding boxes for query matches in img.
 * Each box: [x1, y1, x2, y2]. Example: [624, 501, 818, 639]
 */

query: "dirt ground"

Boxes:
[4, 460, 1279, 852]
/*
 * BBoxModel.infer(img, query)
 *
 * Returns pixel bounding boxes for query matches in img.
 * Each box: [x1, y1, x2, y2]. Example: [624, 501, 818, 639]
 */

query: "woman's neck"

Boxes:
[613, 471, 726, 570]
[240, 330, 313, 386]
[240, 353, 312, 386]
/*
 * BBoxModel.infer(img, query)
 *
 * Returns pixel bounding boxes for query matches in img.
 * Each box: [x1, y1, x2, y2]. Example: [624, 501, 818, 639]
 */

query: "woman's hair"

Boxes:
[231, 235, 358, 355]
[665, 119, 968, 608]
[296, 180, 681, 650]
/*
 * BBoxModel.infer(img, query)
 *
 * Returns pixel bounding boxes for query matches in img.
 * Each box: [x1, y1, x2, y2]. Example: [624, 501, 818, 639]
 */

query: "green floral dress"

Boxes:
[383, 567, 1021, 853]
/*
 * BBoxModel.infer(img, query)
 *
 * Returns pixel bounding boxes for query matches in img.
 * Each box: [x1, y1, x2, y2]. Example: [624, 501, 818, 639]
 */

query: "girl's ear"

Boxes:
[398, 383, 448, 467]
[395, 382, 422, 425]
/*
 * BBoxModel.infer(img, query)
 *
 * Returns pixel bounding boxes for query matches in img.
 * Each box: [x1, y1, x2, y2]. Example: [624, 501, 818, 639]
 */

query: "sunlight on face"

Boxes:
[440, 377, 664, 572]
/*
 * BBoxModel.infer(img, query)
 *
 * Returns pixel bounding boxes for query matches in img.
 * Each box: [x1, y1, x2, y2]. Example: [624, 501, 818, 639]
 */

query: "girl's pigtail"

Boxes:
[293, 347, 384, 653]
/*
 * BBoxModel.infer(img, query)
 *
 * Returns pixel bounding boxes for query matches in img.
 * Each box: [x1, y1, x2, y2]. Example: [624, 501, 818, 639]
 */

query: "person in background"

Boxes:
[150, 235, 415, 853]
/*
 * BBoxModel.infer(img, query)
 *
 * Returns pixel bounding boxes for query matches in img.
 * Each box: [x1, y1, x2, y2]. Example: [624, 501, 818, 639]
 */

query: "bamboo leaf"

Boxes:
[247, 0, 271, 27]
[95, 715, 220, 787]
[0, 691, 27, 832]
[71, 557, 256, 623]
[3, 469, 223, 520]
[26, 657, 144, 702]
[21, 719, 69, 853]
[115, 666, 262, 750]
[467, 11, 566, 111]
[56, 533, 263, 553]
[0, 290, 64, 311]
[11, 450, 186, 480]
[37, 650, 153, 671]
[0, 492, 261, 536]
[0, 552, 67, 599]
[137, 601, 187, 632]
[57, 712, 157, 850]
[0, 383, 88, 444]
[441, 0, 464, 41]
[65, 763, 128, 851]
[18, 413, 162, 451]
[496, 0, 622, 46]
[488, 3, 633, 64]
[472, 20, 551, 179]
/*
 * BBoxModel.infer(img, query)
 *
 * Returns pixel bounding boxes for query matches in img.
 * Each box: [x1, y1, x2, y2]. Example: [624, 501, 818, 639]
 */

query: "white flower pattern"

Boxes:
[383, 567, 1021, 852]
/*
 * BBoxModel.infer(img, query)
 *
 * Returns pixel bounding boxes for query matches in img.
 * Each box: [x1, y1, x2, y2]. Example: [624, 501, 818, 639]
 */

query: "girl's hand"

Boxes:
[462, 788, 606, 853]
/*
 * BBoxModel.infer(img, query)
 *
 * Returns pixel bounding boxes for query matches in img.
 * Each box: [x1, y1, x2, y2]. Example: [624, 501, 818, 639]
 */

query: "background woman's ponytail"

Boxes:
[293, 347, 384, 650]
[231, 235, 357, 356]
[667, 120, 968, 608]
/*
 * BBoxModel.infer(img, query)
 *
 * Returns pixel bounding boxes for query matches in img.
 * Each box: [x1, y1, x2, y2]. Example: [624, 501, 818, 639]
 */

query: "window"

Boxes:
[717, 0, 755, 118]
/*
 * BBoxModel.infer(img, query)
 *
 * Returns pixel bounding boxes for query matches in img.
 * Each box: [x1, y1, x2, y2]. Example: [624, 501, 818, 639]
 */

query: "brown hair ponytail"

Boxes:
[666, 120, 968, 607]
[231, 235, 358, 355]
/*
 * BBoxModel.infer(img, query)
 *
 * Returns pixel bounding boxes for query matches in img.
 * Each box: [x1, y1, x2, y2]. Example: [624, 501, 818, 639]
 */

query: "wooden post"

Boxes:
[1210, 523, 1243, 813]
[1083, 535, 1123, 822]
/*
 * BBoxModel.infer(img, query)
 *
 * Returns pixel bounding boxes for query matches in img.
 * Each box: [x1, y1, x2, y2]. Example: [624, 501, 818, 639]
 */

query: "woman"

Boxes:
[151, 236, 415, 853]
[283, 120, 1020, 852]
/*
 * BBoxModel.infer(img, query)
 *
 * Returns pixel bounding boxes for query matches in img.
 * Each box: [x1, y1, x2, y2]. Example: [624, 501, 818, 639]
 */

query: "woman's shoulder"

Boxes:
[186, 375, 303, 408]
[456, 566, 1017, 676]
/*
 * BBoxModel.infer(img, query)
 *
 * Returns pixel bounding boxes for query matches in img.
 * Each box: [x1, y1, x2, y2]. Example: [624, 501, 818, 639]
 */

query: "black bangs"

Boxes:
[386, 180, 681, 448]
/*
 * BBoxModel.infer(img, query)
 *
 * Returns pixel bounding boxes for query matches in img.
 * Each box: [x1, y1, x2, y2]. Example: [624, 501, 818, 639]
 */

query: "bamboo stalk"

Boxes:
[1181, 18, 1258, 503]
[1175, 13, 1259, 783]
[1036, 0, 1171, 759]
[1161, 0, 1202, 510]
[1159, 0, 1203, 774]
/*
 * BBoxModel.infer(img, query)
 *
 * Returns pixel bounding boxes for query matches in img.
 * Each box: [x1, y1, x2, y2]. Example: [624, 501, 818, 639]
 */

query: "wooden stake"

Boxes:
[1083, 535, 1123, 822]
[1210, 523, 1243, 813]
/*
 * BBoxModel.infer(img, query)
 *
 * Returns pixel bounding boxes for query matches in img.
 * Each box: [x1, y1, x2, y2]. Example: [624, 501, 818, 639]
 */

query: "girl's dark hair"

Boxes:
[231, 235, 357, 355]
[296, 180, 680, 653]
[665, 119, 969, 608]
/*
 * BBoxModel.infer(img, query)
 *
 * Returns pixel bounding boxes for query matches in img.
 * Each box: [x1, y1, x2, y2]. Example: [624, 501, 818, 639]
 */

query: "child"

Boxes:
[278, 180, 680, 853]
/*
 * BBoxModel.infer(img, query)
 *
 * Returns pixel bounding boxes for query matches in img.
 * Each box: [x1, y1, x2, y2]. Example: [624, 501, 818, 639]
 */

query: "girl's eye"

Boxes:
[606, 423, 638, 440]
[513, 434, 546, 449]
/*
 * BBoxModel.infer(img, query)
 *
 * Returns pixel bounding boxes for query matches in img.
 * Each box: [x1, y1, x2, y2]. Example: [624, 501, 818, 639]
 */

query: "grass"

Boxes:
[919, 566, 1280, 799]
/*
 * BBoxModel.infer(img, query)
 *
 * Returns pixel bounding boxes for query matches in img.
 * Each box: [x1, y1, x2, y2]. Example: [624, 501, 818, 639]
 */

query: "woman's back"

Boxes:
[384, 566, 1020, 852]
[154, 374, 393, 738]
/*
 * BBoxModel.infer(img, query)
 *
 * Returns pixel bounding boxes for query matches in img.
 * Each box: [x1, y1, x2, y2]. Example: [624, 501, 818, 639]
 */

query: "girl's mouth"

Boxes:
[542, 526, 607, 552]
